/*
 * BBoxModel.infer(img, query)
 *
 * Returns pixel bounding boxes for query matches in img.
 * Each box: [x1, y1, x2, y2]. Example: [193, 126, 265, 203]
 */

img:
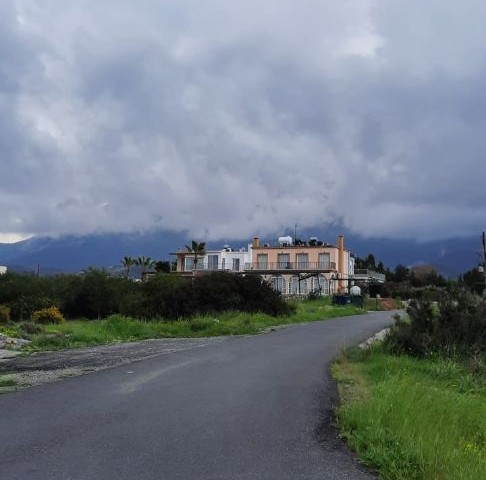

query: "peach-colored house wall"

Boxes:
[250, 235, 352, 293]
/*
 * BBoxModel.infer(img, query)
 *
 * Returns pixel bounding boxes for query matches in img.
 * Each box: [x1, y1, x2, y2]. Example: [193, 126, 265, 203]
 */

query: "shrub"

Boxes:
[0, 304, 11, 324]
[135, 274, 191, 320]
[132, 272, 294, 321]
[307, 290, 321, 301]
[61, 269, 136, 319]
[20, 322, 45, 335]
[385, 290, 486, 359]
[190, 318, 215, 332]
[32, 306, 65, 324]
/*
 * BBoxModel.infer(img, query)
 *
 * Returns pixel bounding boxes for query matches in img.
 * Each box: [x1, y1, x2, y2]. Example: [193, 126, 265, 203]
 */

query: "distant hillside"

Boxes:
[0, 228, 480, 277]
[0, 231, 188, 273]
[346, 236, 478, 278]
[277, 226, 479, 278]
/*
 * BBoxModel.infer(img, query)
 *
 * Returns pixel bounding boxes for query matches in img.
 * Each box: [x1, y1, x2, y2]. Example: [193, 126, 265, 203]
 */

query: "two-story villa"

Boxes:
[246, 235, 354, 295]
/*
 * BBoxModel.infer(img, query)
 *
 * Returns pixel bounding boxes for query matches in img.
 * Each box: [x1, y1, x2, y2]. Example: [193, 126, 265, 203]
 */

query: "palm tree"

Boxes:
[185, 241, 206, 271]
[135, 256, 156, 280]
[121, 256, 135, 278]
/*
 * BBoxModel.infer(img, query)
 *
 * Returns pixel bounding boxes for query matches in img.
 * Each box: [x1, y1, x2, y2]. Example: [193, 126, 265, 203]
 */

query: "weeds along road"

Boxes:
[0, 312, 393, 480]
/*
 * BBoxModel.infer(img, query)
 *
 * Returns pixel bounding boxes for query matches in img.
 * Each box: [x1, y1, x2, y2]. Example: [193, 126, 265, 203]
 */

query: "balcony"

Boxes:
[182, 263, 242, 273]
[352, 269, 386, 283]
[244, 261, 336, 272]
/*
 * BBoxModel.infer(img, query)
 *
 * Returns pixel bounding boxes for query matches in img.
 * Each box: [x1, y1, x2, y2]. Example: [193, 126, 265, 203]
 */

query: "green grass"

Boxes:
[332, 345, 486, 480]
[0, 375, 17, 393]
[19, 298, 364, 352]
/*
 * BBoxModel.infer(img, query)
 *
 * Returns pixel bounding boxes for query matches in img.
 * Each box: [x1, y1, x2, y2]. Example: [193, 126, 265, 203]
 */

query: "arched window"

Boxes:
[270, 276, 286, 293]
[290, 277, 299, 295]
[311, 276, 320, 293]
[320, 275, 329, 295]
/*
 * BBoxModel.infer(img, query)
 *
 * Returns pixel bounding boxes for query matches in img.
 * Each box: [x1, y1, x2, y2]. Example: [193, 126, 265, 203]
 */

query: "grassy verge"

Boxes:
[332, 345, 486, 480]
[0, 375, 17, 393]
[15, 298, 364, 352]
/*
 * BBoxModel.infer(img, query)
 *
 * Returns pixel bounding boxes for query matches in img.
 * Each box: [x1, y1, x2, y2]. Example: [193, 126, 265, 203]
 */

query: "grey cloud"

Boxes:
[1, 0, 486, 242]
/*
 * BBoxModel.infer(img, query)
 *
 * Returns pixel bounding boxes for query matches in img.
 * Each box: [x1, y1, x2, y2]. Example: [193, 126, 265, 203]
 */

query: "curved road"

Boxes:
[0, 312, 393, 480]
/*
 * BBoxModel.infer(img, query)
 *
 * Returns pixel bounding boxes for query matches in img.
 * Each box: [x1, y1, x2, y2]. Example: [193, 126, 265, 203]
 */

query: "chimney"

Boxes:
[337, 235, 345, 292]
[252, 237, 260, 248]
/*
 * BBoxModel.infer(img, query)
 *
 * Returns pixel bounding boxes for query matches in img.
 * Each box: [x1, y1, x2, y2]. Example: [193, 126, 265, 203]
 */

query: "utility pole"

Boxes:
[482, 232, 486, 294]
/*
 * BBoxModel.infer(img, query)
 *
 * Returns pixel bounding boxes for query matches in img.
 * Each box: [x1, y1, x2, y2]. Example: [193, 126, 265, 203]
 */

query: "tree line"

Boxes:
[354, 253, 486, 299]
[0, 269, 292, 323]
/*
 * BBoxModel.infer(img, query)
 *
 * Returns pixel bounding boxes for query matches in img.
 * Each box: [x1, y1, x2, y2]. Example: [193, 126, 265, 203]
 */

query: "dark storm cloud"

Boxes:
[1, 0, 486, 242]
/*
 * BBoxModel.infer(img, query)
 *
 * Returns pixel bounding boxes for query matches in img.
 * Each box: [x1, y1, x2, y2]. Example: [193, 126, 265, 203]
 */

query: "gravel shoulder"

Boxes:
[0, 337, 228, 389]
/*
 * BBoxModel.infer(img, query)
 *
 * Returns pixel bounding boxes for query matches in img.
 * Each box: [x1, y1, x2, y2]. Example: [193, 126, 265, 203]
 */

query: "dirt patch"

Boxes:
[380, 298, 396, 310]
[0, 337, 228, 390]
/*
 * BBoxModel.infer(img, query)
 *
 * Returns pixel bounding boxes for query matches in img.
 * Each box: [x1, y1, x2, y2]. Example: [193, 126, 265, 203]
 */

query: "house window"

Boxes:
[257, 254, 268, 269]
[184, 256, 194, 271]
[278, 253, 290, 269]
[232, 258, 240, 271]
[321, 276, 329, 295]
[300, 278, 308, 294]
[318, 253, 330, 269]
[207, 255, 218, 270]
[271, 276, 285, 293]
[296, 253, 309, 269]
[290, 277, 299, 295]
[310, 275, 329, 295]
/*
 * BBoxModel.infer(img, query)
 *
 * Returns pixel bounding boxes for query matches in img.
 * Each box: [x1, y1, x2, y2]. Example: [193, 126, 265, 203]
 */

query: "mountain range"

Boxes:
[0, 227, 481, 278]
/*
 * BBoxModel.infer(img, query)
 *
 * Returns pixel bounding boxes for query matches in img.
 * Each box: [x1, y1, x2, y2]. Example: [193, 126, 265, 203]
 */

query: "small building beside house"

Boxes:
[0, 266, 7, 275]
[173, 244, 252, 274]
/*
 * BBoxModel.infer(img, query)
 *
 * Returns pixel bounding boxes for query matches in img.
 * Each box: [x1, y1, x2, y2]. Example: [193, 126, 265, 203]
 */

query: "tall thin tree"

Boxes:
[135, 256, 156, 280]
[121, 256, 135, 278]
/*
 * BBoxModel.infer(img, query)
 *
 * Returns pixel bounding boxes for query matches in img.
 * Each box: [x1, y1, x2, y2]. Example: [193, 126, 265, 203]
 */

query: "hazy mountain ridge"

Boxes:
[0, 229, 480, 277]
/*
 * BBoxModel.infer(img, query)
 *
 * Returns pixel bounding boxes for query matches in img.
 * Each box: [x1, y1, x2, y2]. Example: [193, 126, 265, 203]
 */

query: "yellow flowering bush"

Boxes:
[32, 306, 65, 324]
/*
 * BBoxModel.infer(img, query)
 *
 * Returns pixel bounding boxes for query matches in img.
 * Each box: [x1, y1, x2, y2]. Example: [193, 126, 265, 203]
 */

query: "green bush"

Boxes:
[20, 322, 45, 335]
[386, 291, 486, 360]
[0, 270, 294, 323]
[131, 272, 294, 321]
[134, 274, 190, 320]
[32, 306, 65, 324]
[306, 290, 321, 301]
[62, 270, 135, 319]
[0, 304, 11, 324]
[192, 273, 294, 317]
[190, 318, 215, 332]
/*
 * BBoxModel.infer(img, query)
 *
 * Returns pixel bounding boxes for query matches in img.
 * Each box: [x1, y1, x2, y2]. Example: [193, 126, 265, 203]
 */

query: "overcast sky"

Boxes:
[1, 0, 485, 243]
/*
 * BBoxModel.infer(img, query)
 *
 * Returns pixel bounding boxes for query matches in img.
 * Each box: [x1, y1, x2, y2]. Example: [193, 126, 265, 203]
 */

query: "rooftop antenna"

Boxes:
[294, 223, 298, 242]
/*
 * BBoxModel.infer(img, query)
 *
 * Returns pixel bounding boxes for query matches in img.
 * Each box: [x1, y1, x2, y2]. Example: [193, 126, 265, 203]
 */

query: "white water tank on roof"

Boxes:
[278, 236, 293, 246]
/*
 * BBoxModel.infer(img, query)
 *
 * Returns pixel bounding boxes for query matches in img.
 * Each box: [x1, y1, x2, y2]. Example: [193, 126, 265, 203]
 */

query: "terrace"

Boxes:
[244, 261, 337, 273]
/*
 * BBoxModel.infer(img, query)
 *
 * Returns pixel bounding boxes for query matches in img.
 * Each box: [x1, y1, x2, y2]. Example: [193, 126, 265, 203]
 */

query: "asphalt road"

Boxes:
[0, 312, 393, 480]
